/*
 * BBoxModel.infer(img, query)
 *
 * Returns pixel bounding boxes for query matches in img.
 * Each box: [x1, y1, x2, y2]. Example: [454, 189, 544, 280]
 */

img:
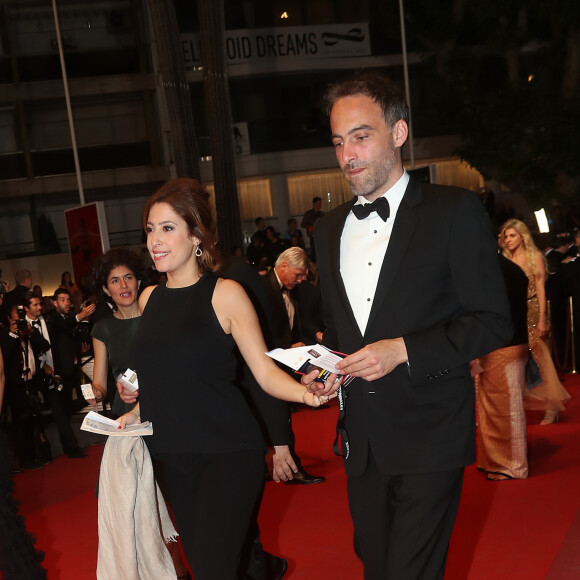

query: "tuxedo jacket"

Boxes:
[262, 269, 302, 349]
[0, 326, 50, 391]
[47, 312, 81, 377]
[314, 176, 513, 477]
[220, 258, 290, 446]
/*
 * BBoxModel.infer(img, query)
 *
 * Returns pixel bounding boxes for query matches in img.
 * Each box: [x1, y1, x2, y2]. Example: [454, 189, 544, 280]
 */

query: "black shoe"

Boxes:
[267, 556, 288, 580]
[21, 459, 45, 471]
[285, 470, 325, 485]
[67, 448, 88, 459]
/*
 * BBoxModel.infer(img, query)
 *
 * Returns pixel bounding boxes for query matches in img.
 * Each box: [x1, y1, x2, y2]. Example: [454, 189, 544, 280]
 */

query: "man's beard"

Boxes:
[344, 153, 395, 198]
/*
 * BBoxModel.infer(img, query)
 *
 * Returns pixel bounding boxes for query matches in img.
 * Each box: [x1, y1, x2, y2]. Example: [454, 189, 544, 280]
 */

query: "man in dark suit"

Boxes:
[263, 247, 325, 485]
[47, 288, 95, 458]
[0, 305, 52, 470]
[24, 291, 86, 460]
[304, 72, 513, 579]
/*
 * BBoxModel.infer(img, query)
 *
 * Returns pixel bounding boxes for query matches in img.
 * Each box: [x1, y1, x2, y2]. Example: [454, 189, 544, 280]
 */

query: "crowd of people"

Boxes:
[0, 71, 578, 580]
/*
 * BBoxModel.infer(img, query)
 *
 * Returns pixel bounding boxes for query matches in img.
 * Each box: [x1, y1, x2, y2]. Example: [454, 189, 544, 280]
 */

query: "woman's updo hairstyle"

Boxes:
[143, 178, 221, 274]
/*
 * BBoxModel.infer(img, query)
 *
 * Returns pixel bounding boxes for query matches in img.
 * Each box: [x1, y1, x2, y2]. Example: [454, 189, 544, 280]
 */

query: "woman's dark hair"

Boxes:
[92, 248, 144, 305]
[61, 271, 73, 287]
[142, 178, 221, 273]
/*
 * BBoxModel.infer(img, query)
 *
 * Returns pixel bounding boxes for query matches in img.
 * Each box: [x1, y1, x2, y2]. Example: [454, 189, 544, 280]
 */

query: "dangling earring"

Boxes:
[195, 244, 202, 258]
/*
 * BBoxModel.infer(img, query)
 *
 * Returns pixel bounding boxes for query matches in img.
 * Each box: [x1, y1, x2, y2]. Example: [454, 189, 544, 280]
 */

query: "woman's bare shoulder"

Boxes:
[138, 284, 157, 312]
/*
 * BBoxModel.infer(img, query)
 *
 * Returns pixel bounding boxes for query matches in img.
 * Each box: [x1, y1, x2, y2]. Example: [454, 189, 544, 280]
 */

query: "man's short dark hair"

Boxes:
[313, 197, 322, 204]
[53, 287, 71, 300]
[23, 290, 38, 309]
[254, 216, 264, 226]
[323, 71, 409, 129]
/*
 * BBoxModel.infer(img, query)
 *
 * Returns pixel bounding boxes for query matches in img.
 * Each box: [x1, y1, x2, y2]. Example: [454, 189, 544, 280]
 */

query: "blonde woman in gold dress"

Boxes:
[500, 219, 571, 424]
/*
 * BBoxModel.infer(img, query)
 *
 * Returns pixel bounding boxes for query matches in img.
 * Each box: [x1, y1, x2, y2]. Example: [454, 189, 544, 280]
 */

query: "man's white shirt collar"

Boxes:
[341, 170, 410, 335]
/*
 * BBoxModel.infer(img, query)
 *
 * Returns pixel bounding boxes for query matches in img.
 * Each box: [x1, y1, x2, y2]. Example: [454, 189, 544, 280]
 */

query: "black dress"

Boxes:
[91, 315, 141, 417]
[0, 432, 48, 579]
[133, 274, 265, 579]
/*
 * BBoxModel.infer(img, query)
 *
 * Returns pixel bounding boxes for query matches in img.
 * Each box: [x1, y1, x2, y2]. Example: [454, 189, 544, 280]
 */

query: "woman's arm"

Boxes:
[213, 278, 330, 407]
[534, 251, 548, 337]
[90, 337, 109, 404]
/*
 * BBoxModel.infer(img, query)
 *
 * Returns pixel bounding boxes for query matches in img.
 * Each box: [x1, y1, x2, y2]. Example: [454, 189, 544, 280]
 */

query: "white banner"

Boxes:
[181, 23, 371, 70]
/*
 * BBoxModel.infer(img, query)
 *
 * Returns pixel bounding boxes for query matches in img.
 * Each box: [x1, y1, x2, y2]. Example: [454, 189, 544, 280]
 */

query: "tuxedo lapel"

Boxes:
[366, 178, 422, 334]
[327, 199, 363, 342]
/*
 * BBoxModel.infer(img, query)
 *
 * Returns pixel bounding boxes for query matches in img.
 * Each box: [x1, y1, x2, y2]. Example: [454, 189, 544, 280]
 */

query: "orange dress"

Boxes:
[476, 344, 529, 479]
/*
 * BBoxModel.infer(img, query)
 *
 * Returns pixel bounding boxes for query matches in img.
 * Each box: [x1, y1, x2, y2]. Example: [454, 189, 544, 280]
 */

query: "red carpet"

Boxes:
[12, 373, 580, 579]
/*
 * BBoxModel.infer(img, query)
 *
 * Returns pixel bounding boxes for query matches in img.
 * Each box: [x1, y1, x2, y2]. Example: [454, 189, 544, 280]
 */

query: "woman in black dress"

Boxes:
[89, 248, 144, 417]
[119, 178, 328, 579]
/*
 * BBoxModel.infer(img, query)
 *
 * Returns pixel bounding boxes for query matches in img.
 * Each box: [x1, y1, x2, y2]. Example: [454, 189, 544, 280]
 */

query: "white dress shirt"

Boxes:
[340, 171, 409, 335]
[274, 269, 295, 329]
[27, 315, 54, 369]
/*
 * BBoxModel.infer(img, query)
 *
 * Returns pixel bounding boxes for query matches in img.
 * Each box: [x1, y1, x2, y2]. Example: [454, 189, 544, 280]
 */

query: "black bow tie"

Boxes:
[32, 320, 40, 326]
[351, 197, 390, 221]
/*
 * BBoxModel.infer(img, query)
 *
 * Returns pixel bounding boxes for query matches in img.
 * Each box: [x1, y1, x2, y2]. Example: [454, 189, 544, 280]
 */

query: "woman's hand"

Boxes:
[536, 317, 548, 337]
[302, 388, 337, 408]
[91, 385, 105, 404]
[117, 381, 139, 404]
[117, 405, 140, 429]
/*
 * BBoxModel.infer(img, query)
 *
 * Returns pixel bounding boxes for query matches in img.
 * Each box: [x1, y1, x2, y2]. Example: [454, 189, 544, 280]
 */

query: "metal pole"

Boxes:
[398, 0, 415, 169]
[51, 0, 85, 205]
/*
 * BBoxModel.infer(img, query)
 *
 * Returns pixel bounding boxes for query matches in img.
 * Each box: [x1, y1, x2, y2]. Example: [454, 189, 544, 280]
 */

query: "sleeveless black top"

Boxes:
[133, 274, 264, 455]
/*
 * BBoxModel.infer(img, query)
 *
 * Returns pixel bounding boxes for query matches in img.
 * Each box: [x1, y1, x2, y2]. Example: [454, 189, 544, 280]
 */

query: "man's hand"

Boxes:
[269, 445, 298, 482]
[77, 303, 96, 321]
[335, 338, 408, 381]
[117, 381, 139, 404]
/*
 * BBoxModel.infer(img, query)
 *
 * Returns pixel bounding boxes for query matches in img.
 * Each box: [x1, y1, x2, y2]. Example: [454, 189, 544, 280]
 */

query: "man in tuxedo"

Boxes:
[0, 305, 51, 470]
[304, 72, 513, 579]
[263, 247, 325, 485]
[47, 288, 95, 457]
[24, 291, 85, 459]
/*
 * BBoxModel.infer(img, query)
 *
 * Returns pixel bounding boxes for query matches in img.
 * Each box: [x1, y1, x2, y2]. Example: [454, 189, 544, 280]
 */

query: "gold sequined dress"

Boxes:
[523, 269, 571, 411]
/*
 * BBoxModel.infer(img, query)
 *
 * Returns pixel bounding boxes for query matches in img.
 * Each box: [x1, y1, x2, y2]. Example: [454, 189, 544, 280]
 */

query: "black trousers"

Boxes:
[347, 449, 464, 580]
[45, 387, 80, 455]
[160, 449, 265, 580]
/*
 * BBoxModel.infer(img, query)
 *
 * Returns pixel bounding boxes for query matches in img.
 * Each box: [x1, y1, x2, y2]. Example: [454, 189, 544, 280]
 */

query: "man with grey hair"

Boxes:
[262, 247, 325, 485]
